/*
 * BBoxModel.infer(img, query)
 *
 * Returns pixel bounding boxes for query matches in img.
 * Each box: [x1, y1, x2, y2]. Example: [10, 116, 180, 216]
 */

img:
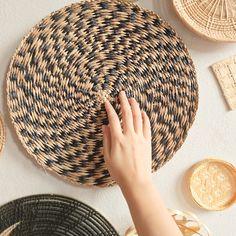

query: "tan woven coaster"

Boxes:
[188, 159, 236, 211]
[211, 55, 236, 110]
[0, 113, 5, 156]
[6, 0, 198, 186]
[173, 0, 236, 42]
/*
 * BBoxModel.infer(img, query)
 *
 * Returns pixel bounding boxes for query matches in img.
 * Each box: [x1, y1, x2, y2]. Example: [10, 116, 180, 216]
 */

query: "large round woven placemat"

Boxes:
[173, 0, 236, 42]
[0, 194, 119, 236]
[6, 0, 198, 186]
[0, 113, 5, 156]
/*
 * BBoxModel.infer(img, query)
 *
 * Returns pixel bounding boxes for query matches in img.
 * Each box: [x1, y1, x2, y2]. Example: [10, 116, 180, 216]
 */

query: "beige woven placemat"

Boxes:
[0, 113, 5, 155]
[211, 55, 236, 110]
[173, 0, 236, 42]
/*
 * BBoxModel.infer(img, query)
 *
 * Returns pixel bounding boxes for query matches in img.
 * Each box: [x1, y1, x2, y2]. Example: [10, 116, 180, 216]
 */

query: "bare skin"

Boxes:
[102, 91, 183, 236]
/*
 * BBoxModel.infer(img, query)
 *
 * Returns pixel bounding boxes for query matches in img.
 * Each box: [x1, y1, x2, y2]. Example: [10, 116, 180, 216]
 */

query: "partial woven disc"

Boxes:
[0, 113, 5, 156]
[6, 0, 198, 186]
[173, 0, 236, 42]
[0, 194, 119, 236]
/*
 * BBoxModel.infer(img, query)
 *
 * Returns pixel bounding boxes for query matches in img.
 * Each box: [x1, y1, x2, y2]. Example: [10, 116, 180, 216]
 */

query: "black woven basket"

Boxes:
[0, 194, 119, 236]
[6, 0, 198, 186]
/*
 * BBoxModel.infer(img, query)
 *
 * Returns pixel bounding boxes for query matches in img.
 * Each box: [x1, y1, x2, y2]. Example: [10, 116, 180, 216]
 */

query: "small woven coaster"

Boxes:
[173, 0, 236, 42]
[126, 209, 211, 236]
[188, 159, 236, 211]
[0, 194, 119, 235]
[0, 113, 5, 156]
[211, 55, 236, 110]
[6, 0, 198, 186]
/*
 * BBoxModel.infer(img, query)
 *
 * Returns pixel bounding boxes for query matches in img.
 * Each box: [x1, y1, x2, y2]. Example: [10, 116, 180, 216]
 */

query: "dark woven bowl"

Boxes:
[0, 194, 119, 236]
[6, 0, 198, 186]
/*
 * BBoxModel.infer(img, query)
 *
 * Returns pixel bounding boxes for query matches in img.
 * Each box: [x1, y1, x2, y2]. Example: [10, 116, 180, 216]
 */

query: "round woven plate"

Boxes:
[173, 0, 236, 42]
[188, 159, 236, 211]
[0, 113, 5, 156]
[0, 194, 119, 236]
[6, 0, 198, 186]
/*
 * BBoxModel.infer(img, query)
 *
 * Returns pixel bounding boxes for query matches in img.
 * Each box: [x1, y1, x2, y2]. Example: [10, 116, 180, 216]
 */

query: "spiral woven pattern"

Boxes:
[173, 0, 236, 42]
[6, 0, 198, 186]
[0, 194, 118, 236]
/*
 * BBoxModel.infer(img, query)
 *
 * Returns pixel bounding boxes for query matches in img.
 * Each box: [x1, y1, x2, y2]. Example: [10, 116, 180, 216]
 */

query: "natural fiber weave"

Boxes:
[125, 209, 211, 236]
[6, 0, 198, 186]
[0, 194, 119, 236]
[0, 113, 5, 156]
[188, 159, 236, 211]
[173, 0, 236, 42]
[211, 55, 236, 110]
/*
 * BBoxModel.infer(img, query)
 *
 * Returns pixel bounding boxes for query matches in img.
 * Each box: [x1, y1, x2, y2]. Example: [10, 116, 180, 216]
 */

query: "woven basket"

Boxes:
[0, 113, 5, 156]
[6, 0, 198, 186]
[173, 0, 236, 42]
[0, 194, 119, 236]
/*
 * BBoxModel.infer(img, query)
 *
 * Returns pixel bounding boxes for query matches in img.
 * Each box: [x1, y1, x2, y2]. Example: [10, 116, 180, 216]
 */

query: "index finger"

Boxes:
[104, 99, 122, 137]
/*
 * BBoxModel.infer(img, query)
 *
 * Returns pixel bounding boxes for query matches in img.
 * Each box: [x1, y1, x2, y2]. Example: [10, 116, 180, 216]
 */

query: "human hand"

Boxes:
[102, 91, 152, 189]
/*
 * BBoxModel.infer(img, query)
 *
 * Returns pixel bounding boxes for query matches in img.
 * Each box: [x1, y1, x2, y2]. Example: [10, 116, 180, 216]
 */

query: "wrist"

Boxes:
[120, 177, 154, 197]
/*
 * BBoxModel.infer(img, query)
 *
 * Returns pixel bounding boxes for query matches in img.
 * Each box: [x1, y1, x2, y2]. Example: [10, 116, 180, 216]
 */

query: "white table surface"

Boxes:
[0, 0, 235, 235]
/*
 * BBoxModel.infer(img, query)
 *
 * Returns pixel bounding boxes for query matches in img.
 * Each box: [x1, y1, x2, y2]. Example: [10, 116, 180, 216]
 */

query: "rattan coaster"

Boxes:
[188, 159, 236, 211]
[211, 55, 236, 110]
[0, 194, 118, 235]
[173, 0, 236, 42]
[6, 0, 198, 186]
[0, 113, 5, 156]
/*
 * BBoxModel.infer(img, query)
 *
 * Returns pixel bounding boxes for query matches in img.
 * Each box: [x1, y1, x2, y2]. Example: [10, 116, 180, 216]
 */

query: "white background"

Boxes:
[0, 0, 235, 235]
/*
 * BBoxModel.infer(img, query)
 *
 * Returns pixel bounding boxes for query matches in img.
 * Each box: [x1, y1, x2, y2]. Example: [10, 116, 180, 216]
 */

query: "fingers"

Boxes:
[129, 97, 142, 134]
[105, 100, 122, 137]
[142, 111, 151, 140]
[102, 125, 111, 160]
[119, 91, 134, 133]
[104, 91, 150, 138]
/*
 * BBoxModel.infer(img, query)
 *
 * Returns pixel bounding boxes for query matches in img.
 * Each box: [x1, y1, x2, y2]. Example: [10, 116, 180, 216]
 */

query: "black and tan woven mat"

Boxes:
[6, 0, 198, 186]
[0, 194, 119, 236]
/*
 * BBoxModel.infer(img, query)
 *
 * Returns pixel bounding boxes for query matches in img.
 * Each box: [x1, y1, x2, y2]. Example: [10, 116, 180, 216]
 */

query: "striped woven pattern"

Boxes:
[0, 194, 118, 235]
[6, 0, 198, 186]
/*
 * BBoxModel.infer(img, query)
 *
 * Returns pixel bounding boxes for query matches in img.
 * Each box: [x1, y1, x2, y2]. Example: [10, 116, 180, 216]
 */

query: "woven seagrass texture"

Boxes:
[0, 194, 119, 236]
[173, 0, 236, 42]
[211, 55, 236, 110]
[0, 113, 5, 156]
[6, 0, 198, 186]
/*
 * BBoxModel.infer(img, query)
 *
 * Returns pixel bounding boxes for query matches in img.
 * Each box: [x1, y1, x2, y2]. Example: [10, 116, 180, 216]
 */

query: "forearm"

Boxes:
[121, 181, 183, 236]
